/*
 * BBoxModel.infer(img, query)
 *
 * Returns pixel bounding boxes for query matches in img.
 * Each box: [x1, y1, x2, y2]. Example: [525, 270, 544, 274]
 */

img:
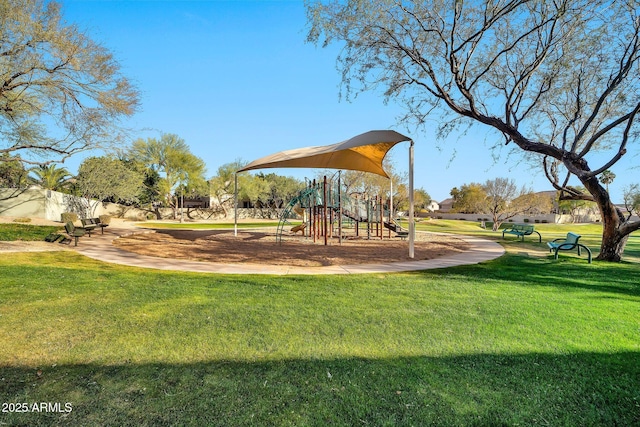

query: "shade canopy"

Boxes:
[237, 130, 411, 178]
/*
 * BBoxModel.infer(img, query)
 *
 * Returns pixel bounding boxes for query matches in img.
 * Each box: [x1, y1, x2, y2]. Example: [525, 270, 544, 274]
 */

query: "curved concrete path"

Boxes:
[73, 225, 505, 275]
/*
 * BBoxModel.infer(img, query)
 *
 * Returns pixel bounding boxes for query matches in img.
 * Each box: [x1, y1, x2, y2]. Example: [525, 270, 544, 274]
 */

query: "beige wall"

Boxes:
[1, 188, 291, 222]
[0, 187, 46, 218]
[1, 187, 115, 221]
[424, 212, 603, 224]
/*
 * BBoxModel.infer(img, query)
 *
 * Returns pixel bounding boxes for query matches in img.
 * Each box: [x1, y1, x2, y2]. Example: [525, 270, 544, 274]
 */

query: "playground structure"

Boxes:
[276, 173, 408, 245]
[235, 130, 416, 258]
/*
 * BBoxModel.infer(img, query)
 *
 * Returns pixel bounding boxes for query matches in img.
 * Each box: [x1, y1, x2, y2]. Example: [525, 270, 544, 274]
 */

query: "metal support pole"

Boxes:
[338, 170, 342, 245]
[379, 195, 383, 240]
[323, 175, 328, 246]
[409, 140, 415, 259]
[390, 179, 393, 221]
[180, 187, 184, 223]
[234, 173, 238, 237]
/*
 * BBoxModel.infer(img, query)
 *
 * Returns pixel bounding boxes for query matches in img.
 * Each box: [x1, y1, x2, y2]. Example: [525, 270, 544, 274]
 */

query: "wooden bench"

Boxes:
[547, 232, 592, 263]
[64, 222, 86, 246]
[502, 224, 541, 242]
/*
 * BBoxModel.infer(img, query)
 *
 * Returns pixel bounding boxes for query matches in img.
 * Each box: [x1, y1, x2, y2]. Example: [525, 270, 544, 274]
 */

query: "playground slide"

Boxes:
[341, 208, 367, 223]
[384, 220, 407, 234]
[290, 223, 307, 234]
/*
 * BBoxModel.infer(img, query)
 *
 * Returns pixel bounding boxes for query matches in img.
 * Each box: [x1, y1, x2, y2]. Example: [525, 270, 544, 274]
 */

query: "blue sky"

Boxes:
[60, 0, 636, 203]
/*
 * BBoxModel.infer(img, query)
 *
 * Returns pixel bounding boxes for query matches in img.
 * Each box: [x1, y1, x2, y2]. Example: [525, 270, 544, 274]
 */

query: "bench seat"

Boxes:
[64, 222, 86, 246]
[502, 224, 541, 242]
[547, 232, 592, 263]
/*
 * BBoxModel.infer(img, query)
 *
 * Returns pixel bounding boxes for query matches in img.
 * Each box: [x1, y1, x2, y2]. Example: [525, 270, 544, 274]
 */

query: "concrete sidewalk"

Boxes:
[73, 225, 505, 275]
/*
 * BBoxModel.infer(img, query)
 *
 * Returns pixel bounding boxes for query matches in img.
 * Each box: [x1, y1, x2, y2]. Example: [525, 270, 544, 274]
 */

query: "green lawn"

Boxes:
[0, 223, 61, 241]
[408, 218, 640, 262]
[0, 221, 639, 425]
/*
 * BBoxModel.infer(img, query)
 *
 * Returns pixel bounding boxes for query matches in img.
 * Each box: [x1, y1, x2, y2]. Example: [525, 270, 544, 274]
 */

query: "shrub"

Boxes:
[61, 212, 78, 223]
[523, 218, 530, 223]
[12, 217, 31, 223]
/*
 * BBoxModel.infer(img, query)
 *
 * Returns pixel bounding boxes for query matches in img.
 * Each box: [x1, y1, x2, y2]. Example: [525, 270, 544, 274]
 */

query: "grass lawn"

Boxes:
[0, 223, 61, 241]
[0, 221, 638, 425]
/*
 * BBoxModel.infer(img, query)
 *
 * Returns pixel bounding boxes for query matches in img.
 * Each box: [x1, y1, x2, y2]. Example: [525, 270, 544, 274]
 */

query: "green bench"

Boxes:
[64, 221, 86, 246]
[547, 232, 592, 263]
[395, 230, 409, 240]
[80, 218, 98, 236]
[80, 217, 110, 235]
[502, 224, 541, 242]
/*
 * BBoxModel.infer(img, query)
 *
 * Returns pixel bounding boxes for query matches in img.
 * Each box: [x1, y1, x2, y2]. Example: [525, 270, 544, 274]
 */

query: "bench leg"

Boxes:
[579, 244, 592, 263]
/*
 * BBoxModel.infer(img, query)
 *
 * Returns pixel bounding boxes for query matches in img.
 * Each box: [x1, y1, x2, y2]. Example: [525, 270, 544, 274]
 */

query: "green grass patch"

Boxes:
[408, 219, 640, 262]
[0, 223, 61, 241]
[0, 250, 638, 425]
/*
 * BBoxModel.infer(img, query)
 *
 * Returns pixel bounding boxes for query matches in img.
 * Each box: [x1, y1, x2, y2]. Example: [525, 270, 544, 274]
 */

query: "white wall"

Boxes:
[425, 212, 603, 224]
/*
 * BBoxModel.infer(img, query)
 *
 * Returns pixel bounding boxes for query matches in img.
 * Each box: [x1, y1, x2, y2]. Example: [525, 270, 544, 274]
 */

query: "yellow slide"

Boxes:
[290, 223, 307, 234]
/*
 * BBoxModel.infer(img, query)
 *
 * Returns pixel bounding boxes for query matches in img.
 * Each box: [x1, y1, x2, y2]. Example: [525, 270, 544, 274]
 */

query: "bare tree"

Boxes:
[0, 0, 139, 166]
[622, 184, 640, 220]
[483, 178, 552, 231]
[307, 0, 640, 261]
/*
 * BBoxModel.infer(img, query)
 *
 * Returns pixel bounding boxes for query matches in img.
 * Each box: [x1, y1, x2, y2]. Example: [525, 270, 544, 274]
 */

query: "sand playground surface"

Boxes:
[114, 228, 470, 267]
[0, 217, 472, 266]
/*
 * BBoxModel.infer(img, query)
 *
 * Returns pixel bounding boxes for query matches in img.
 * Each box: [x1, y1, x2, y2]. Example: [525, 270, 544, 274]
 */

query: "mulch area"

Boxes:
[113, 228, 470, 267]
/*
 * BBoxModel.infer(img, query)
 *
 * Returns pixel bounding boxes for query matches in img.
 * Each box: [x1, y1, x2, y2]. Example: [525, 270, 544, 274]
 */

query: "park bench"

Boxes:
[395, 230, 409, 240]
[502, 224, 542, 242]
[81, 217, 109, 235]
[547, 232, 592, 263]
[64, 222, 86, 246]
[80, 218, 98, 236]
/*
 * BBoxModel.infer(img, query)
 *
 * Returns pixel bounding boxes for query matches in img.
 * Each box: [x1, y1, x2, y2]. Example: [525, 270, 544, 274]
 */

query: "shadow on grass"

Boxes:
[417, 254, 640, 299]
[1, 352, 638, 426]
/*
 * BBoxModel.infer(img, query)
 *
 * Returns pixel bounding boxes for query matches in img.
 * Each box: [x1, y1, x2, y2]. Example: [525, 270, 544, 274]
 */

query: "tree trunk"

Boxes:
[598, 224, 629, 262]
[581, 174, 628, 262]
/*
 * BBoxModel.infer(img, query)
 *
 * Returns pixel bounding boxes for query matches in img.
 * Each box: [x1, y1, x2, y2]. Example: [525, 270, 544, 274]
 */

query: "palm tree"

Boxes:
[31, 164, 71, 191]
[599, 170, 616, 193]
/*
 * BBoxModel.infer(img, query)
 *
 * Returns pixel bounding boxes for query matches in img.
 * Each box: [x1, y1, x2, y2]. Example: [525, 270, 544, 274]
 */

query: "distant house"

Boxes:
[438, 198, 454, 213]
[426, 200, 440, 212]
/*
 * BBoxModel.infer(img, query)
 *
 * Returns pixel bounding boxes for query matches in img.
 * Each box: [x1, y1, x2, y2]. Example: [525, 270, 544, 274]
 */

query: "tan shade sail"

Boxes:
[237, 130, 411, 178]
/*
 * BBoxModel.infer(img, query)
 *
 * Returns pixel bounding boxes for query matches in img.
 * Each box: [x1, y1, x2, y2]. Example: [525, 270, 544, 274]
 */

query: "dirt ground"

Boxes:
[114, 228, 470, 267]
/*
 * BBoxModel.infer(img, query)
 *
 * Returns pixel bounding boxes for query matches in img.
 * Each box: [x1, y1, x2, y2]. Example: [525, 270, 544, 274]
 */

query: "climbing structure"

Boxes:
[276, 174, 408, 244]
